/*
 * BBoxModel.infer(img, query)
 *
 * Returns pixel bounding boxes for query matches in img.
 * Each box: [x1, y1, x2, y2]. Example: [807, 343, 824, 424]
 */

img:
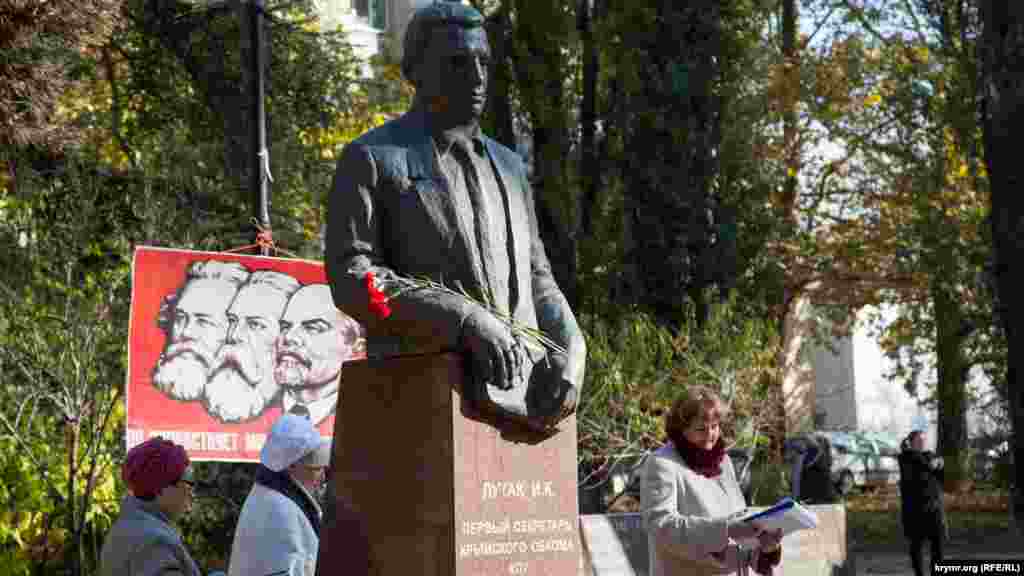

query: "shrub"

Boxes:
[577, 294, 780, 508]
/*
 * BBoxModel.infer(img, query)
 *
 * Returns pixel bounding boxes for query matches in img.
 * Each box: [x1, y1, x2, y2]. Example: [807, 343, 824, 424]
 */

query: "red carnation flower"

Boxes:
[364, 271, 392, 319]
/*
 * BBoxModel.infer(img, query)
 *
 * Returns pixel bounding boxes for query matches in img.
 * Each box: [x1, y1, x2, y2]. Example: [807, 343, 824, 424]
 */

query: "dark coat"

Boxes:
[897, 448, 945, 539]
[800, 436, 838, 504]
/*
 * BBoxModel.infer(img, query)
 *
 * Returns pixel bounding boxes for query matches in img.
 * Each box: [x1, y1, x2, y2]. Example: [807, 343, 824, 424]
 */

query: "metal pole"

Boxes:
[578, 0, 598, 238]
[249, 0, 271, 255]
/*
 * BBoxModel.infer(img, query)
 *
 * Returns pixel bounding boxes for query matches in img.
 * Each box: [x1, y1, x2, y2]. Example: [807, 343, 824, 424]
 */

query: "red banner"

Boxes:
[126, 246, 365, 461]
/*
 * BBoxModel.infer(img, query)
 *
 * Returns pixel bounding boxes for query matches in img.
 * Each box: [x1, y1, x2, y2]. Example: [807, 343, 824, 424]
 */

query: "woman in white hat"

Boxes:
[228, 414, 332, 576]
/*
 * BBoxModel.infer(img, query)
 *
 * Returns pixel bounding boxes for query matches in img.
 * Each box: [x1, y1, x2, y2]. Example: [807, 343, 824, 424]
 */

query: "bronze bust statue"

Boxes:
[325, 1, 585, 431]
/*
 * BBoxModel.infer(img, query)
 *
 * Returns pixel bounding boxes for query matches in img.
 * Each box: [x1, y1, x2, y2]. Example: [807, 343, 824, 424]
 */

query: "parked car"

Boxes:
[817, 430, 899, 495]
[853, 431, 900, 489]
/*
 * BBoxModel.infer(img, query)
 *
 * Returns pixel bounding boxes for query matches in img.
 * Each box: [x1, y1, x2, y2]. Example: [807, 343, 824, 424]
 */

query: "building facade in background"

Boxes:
[313, 0, 454, 66]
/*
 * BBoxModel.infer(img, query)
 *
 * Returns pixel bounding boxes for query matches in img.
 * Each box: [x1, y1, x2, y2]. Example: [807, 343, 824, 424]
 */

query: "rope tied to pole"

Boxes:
[222, 218, 300, 258]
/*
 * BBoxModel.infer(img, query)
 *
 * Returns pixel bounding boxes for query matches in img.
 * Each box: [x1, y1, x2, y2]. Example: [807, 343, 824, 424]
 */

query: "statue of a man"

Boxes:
[325, 1, 585, 431]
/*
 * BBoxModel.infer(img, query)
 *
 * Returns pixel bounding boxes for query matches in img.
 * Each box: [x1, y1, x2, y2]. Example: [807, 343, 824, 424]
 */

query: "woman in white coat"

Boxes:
[228, 414, 331, 576]
[641, 386, 782, 576]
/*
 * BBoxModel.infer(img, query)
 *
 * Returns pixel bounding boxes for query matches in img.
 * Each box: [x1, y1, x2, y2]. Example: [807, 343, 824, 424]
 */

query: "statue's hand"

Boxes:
[461, 309, 523, 392]
[529, 353, 578, 429]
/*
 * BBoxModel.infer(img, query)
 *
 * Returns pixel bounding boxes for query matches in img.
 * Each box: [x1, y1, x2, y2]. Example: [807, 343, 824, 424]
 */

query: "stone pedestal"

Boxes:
[318, 353, 580, 576]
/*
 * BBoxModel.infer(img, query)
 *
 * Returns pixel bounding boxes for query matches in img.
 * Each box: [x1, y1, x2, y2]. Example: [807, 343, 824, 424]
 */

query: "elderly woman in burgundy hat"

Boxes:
[99, 436, 202, 576]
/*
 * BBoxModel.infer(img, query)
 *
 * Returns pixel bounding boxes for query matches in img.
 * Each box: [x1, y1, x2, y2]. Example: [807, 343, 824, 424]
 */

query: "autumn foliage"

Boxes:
[0, 0, 122, 148]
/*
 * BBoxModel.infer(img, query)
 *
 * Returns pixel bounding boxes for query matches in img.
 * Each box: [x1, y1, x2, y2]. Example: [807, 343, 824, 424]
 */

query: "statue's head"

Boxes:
[402, 2, 490, 126]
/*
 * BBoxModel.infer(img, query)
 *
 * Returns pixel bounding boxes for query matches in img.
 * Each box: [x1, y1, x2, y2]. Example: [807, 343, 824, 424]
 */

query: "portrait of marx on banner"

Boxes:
[127, 246, 365, 462]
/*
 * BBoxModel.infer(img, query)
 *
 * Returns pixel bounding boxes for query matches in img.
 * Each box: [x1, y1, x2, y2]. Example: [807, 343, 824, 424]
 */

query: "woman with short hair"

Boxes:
[642, 386, 782, 575]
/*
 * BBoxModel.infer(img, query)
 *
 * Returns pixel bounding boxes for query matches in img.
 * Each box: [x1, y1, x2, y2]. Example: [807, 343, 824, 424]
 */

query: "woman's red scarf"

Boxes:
[670, 433, 727, 478]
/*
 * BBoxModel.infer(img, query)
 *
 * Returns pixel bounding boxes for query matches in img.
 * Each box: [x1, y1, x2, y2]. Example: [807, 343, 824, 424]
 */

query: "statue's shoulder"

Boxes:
[350, 114, 414, 149]
[481, 135, 528, 174]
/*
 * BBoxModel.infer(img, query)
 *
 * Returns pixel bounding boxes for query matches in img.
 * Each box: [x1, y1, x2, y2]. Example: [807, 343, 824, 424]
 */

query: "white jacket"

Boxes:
[228, 480, 321, 576]
[642, 442, 766, 576]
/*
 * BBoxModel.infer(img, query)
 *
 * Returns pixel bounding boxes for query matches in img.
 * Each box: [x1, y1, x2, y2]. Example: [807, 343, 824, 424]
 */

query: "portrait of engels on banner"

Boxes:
[151, 258, 364, 426]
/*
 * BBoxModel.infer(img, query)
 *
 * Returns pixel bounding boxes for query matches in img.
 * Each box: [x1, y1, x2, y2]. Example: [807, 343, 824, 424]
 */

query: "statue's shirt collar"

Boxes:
[414, 105, 485, 159]
[435, 125, 485, 159]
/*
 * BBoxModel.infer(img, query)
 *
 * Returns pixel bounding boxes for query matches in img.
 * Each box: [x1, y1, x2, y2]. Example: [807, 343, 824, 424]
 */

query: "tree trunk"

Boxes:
[775, 0, 805, 440]
[578, 0, 599, 240]
[140, 0, 251, 200]
[781, 0, 799, 211]
[778, 289, 816, 436]
[619, 0, 719, 330]
[933, 282, 970, 491]
[509, 0, 577, 308]
[980, 0, 1024, 535]
[66, 420, 81, 576]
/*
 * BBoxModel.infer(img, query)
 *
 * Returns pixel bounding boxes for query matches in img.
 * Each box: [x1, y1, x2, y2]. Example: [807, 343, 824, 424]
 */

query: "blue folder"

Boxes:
[740, 497, 795, 523]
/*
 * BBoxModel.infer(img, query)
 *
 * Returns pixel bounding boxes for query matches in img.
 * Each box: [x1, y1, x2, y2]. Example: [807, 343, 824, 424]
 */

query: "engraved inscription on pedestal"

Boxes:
[453, 393, 579, 576]
[322, 353, 580, 576]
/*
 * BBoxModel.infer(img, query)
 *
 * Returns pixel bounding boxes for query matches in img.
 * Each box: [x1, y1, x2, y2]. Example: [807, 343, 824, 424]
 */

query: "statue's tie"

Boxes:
[452, 140, 498, 309]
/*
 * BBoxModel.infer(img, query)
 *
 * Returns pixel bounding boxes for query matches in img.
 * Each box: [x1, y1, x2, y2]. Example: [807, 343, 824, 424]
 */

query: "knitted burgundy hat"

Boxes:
[122, 437, 190, 498]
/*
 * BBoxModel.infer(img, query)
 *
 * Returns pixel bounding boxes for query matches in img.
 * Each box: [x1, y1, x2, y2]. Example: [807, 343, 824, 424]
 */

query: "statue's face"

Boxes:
[417, 24, 490, 125]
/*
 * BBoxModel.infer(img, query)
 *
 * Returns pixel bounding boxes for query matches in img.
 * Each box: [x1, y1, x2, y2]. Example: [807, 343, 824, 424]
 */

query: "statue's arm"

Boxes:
[522, 164, 587, 390]
[325, 142, 481, 352]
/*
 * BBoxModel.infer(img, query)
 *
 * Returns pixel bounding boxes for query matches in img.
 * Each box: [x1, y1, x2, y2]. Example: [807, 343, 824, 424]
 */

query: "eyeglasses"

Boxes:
[689, 422, 721, 434]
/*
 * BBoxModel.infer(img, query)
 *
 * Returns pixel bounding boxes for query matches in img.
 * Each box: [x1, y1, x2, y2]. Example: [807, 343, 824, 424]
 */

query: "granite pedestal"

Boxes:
[318, 352, 580, 576]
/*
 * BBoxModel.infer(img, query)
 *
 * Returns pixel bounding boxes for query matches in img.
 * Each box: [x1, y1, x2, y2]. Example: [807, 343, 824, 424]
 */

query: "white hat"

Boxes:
[261, 414, 332, 472]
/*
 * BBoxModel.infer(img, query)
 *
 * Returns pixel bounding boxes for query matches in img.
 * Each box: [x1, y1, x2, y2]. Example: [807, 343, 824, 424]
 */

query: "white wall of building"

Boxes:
[810, 334, 858, 431]
[807, 306, 937, 448]
[848, 306, 936, 448]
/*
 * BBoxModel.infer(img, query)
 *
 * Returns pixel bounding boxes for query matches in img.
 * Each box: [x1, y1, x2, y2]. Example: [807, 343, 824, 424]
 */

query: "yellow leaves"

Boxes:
[865, 92, 882, 107]
[98, 138, 132, 171]
[300, 110, 392, 163]
[301, 19, 321, 34]
[54, 85, 92, 124]
[912, 45, 930, 64]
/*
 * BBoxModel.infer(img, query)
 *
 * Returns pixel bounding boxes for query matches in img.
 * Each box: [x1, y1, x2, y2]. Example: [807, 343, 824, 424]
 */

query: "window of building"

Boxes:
[354, 0, 386, 30]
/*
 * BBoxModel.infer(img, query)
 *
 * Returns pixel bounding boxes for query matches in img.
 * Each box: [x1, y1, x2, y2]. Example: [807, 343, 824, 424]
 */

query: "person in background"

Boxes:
[228, 414, 331, 576]
[99, 437, 202, 576]
[798, 434, 837, 504]
[642, 386, 783, 576]
[898, 430, 945, 576]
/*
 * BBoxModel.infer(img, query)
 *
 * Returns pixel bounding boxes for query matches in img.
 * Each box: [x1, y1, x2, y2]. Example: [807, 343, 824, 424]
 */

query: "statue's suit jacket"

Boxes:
[325, 107, 585, 391]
